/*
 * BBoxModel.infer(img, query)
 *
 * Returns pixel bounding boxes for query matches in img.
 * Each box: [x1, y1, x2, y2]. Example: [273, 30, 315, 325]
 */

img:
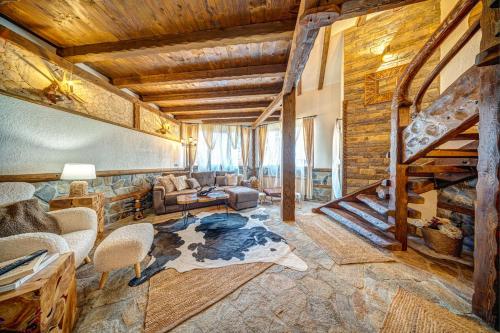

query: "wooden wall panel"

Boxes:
[343, 0, 441, 193]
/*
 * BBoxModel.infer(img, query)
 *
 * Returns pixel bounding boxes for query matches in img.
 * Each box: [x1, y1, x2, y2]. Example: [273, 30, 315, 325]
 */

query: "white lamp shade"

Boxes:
[60, 163, 96, 180]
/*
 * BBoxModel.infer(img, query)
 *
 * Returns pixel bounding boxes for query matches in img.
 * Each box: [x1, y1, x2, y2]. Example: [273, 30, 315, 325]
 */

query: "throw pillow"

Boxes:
[0, 198, 61, 237]
[172, 175, 189, 191]
[226, 173, 238, 186]
[156, 175, 175, 193]
[186, 178, 201, 189]
[215, 175, 227, 186]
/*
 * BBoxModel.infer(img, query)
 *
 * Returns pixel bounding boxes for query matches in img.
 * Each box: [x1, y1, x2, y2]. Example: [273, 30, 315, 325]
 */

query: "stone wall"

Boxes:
[437, 179, 477, 251]
[312, 169, 332, 202]
[0, 36, 180, 142]
[32, 171, 186, 225]
[343, 0, 441, 193]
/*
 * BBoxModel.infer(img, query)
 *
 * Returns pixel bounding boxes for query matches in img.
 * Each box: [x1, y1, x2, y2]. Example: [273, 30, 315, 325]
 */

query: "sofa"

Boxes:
[0, 182, 98, 267]
[153, 171, 259, 214]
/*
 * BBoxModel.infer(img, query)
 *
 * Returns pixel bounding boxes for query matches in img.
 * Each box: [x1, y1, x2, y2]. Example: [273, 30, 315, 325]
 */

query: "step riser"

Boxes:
[320, 207, 401, 251]
[338, 202, 393, 232]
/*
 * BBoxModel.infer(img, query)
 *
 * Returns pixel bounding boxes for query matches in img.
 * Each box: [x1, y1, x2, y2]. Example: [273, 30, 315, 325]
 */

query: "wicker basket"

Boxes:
[422, 227, 463, 257]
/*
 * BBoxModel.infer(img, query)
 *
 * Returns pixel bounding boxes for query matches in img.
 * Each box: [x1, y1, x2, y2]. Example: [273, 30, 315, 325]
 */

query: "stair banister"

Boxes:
[388, 0, 479, 250]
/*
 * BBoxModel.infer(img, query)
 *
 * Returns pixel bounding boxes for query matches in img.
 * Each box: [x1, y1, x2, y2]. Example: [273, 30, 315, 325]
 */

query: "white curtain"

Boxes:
[261, 123, 281, 189]
[295, 119, 306, 196]
[195, 125, 239, 172]
[332, 119, 343, 199]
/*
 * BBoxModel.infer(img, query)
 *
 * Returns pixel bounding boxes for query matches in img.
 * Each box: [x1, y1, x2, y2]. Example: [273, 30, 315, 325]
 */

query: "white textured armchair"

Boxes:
[0, 182, 98, 267]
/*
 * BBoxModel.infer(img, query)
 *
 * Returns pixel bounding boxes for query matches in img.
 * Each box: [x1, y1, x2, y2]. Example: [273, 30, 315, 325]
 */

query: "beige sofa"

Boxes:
[0, 182, 98, 267]
[153, 171, 258, 214]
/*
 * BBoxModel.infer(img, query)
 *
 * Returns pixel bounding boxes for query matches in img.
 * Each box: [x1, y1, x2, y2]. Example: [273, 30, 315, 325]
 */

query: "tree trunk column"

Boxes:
[281, 89, 296, 222]
[472, 1, 499, 329]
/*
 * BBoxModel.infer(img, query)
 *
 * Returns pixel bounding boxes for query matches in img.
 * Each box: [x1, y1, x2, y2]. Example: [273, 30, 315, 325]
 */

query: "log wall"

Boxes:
[343, 0, 441, 193]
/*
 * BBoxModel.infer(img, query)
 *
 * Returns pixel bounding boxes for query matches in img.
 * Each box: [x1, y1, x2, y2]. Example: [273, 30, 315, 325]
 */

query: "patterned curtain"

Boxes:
[303, 117, 314, 200]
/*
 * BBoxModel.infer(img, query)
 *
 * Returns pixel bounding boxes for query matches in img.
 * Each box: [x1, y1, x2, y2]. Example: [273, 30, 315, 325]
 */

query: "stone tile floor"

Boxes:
[74, 202, 493, 332]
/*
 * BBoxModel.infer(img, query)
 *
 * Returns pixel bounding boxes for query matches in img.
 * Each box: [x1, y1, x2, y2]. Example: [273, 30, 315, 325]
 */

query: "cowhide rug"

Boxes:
[129, 209, 307, 286]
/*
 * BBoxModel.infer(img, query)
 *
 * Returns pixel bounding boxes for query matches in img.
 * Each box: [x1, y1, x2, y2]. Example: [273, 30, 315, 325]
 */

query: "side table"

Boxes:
[0, 253, 77, 332]
[50, 192, 105, 236]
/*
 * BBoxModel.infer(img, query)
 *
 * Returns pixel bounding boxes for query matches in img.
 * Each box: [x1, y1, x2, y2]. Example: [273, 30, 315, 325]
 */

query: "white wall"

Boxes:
[0, 95, 183, 174]
[296, 25, 351, 169]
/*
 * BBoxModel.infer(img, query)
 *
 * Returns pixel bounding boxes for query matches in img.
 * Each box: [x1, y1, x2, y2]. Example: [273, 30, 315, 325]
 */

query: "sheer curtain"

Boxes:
[302, 117, 314, 200]
[295, 119, 306, 196]
[240, 126, 251, 178]
[332, 119, 343, 199]
[261, 122, 281, 189]
[195, 125, 239, 172]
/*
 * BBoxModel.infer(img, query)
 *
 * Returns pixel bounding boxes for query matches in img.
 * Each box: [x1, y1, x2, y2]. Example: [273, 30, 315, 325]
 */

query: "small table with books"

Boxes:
[0, 253, 77, 333]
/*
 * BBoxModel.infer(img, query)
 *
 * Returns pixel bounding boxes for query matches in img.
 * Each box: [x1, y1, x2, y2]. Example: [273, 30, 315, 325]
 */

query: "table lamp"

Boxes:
[60, 163, 96, 197]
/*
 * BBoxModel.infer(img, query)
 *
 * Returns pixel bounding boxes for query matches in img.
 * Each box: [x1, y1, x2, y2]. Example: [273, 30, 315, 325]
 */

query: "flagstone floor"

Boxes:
[74, 202, 492, 333]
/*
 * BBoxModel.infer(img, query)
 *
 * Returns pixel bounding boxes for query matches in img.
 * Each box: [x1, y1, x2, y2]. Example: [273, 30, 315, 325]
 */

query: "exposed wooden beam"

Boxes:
[318, 25, 332, 90]
[58, 20, 296, 63]
[201, 116, 280, 124]
[169, 108, 267, 116]
[253, 0, 426, 128]
[142, 85, 282, 103]
[112, 64, 286, 88]
[160, 101, 270, 113]
[175, 111, 280, 120]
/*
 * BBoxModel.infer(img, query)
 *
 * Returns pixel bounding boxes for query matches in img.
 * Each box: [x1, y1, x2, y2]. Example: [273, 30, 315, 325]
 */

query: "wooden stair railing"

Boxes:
[388, 0, 480, 250]
[314, 0, 482, 252]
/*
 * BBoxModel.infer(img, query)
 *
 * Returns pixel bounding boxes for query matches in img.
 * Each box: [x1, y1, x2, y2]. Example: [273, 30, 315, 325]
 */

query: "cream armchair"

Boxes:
[0, 182, 98, 267]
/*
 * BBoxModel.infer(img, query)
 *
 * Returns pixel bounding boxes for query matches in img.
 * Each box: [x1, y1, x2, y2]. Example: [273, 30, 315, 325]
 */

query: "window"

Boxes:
[195, 125, 240, 171]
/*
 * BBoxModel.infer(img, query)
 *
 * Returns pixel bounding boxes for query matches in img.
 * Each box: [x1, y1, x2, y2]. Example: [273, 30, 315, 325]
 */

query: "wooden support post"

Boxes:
[473, 63, 499, 329]
[251, 128, 257, 176]
[281, 88, 296, 222]
[472, 2, 499, 328]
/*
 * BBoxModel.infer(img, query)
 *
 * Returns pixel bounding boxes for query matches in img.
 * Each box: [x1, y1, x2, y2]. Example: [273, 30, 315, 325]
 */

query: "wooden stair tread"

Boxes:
[408, 165, 476, 176]
[320, 207, 401, 250]
[356, 194, 389, 215]
[451, 132, 479, 140]
[338, 201, 393, 232]
[408, 192, 425, 204]
[426, 149, 478, 158]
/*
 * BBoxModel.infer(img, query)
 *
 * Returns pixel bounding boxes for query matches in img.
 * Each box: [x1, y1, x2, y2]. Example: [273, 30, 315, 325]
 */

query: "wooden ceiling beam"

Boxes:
[112, 64, 286, 88]
[202, 116, 280, 124]
[160, 101, 270, 113]
[174, 110, 281, 120]
[58, 20, 296, 63]
[142, 85, 282, 103]
[253, 0, 426, 128]
[318, 25, 332, 90]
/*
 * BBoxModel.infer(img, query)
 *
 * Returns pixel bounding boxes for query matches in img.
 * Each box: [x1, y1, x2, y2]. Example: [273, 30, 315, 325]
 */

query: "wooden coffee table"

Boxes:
[177, 192, 229, 222]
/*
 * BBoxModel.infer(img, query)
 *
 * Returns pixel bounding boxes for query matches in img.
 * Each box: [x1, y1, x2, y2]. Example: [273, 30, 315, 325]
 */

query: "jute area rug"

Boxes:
[145, 262, 273, 333]
[296, 213, 394, 265]
[381, 288, 489, 332]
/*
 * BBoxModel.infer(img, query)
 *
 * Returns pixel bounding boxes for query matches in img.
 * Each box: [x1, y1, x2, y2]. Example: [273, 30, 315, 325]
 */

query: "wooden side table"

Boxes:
[0, 253, 77, 332]
[49, 192, 105, 236]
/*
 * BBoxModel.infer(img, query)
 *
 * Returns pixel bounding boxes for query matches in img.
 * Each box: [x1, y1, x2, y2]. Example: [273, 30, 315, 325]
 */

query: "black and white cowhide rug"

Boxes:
[129, 209, 307, 286]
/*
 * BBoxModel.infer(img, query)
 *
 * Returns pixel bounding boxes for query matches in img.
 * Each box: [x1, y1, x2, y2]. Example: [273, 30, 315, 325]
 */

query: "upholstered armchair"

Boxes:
[0, 182, 98, 267]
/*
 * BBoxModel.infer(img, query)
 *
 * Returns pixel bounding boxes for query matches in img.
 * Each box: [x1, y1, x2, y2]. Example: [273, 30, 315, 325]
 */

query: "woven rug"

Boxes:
[145, 262, 272, 333]
[296, 213, 394, 265]
[381, 288, 488, 332]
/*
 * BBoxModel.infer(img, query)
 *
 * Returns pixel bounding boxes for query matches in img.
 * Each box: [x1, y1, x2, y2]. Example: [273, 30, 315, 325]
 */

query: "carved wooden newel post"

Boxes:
[281, 88, 296, 222]
[472, 0, 499, 328]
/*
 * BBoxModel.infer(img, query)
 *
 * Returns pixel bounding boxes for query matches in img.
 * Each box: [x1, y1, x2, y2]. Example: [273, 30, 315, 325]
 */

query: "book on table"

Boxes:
[0, 252, 60, 293]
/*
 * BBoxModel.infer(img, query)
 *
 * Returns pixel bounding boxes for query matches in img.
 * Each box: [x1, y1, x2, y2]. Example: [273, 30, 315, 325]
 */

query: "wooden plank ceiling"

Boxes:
[0, 0, 425, 125]
[0, 0, 299, 124]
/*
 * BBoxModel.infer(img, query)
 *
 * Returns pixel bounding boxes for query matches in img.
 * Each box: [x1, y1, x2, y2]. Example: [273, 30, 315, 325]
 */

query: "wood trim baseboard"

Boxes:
[0, 168, 189, 183]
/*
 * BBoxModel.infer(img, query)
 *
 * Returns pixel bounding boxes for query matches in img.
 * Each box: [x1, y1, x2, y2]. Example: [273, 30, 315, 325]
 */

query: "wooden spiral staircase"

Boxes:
[314, 0, 485, 251]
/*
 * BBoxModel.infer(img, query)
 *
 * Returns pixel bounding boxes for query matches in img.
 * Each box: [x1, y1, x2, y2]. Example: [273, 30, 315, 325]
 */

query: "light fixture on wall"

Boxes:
[181, 137, 198, 172]
[60, 163, 96, 197]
